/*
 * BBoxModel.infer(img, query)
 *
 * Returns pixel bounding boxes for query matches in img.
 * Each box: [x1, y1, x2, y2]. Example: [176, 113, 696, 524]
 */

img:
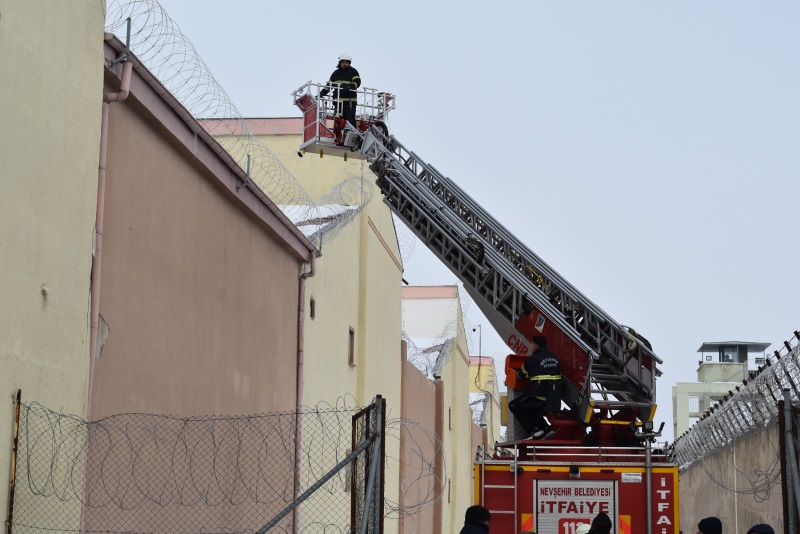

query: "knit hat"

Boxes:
[746, 524, 775, 534]
[532, 335, 547, 347]
[697, 517, 722, 534]
[464, 505, 490, 524]
[590, 512, 612, 534]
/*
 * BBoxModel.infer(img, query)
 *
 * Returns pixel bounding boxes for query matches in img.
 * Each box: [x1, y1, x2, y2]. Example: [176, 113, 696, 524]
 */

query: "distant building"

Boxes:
[401, 285, 486, 534]
[469, 356, 502, 447]
[672, 341, 770, 438]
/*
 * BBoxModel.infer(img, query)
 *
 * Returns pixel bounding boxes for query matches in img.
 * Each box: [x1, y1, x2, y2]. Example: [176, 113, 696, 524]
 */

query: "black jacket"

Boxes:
[459, 521, 489, 534]
[520, 345, 561, 379]
[323, 65, 361, 101]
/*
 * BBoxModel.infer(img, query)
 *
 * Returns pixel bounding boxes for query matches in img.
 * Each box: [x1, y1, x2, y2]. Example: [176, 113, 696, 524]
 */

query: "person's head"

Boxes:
[531, 335, 547, 350]
[696, 517, 722, 534]
[746, 524, 775, 534]
[464, 505, 490, 525]
[589, 512, 612, 534]
[338, 52, 352, 68]
[575, 524, 590, 534]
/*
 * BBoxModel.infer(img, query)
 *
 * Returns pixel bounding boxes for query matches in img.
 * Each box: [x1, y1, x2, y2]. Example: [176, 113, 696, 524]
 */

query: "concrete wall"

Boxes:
[697, 362, 748, 383]
[399, 357, 438, 534]
[679, 424, 784, 534]
[402, 286, 476, 534]
[439, 322, 474, 534]
[0, 0, 104, 519]
[239, 128, 403, 409]
[245, 126, 406, 532]
[89, 76, 306, 418]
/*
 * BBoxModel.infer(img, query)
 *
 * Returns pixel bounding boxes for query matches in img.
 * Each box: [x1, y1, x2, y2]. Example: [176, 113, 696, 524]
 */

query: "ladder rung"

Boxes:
[592, 374, 628, 381]
[590, 401, 653, 408]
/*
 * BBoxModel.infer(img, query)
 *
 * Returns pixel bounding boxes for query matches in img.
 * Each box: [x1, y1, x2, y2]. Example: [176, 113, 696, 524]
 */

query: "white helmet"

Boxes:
[338, 53, 352, 62]
[575, 524, 590, 534]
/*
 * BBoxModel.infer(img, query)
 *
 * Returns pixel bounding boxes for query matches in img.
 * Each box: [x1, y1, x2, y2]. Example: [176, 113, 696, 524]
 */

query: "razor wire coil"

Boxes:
[104, 0, 373, 247]
[11, 397, 445, 534]
[672, 331, 800, 470]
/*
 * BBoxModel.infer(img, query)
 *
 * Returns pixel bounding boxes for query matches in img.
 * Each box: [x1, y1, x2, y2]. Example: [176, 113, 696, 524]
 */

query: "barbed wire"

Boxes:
[383, 418, 446, 518]
[104, 0, 371, 246]
[672, 329, 800, 469]
[11, 397, 444, 534]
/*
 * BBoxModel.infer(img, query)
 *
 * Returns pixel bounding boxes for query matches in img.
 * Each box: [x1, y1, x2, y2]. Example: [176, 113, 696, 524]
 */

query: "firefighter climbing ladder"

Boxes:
[292, 83, 662, 428]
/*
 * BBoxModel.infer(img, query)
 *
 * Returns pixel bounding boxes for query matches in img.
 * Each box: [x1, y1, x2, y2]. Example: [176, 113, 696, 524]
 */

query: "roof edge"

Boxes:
[103, 35, 317, 262]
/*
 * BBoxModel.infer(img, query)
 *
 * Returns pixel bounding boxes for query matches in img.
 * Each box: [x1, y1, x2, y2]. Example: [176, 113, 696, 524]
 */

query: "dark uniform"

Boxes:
[459, 522, 489, 534]
[460, 505, 490, 534]
[508, 338, 562, 437]
[320, 64, 361, 127]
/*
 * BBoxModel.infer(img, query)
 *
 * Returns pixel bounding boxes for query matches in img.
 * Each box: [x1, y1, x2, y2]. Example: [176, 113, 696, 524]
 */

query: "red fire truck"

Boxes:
[293, 83, 678, 533]
[475, 441, 678, 534]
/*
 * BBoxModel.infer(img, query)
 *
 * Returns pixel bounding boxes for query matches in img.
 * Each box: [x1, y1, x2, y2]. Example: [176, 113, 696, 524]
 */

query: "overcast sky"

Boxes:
[151, 0, 799, 442]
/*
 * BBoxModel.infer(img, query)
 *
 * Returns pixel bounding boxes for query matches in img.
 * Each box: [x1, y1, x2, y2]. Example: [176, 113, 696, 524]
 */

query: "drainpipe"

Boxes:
[88, 60, 132, 420]
[293, 253, 316, 532]
[433, 378, 444, 534]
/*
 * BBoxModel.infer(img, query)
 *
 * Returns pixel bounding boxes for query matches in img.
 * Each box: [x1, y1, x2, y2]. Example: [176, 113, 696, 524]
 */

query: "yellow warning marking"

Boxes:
[618, 514, 631, 534]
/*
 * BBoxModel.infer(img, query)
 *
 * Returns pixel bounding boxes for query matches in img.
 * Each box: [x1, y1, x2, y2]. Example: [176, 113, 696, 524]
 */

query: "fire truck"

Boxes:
[293, 82, 679, 534]
[475, 441, 678, 533]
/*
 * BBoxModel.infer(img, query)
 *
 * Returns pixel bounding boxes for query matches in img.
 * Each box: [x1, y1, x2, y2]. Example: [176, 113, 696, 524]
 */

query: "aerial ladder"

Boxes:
[292, 82, 663, 446]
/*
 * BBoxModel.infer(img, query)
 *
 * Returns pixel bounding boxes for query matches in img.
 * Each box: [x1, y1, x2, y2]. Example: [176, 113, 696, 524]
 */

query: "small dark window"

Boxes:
[348, 327, 355, 367]
[310, 297, 315, 320]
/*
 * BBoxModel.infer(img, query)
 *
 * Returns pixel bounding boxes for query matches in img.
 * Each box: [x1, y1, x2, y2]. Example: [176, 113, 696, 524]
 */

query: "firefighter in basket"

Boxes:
[320, 53, 361, 145]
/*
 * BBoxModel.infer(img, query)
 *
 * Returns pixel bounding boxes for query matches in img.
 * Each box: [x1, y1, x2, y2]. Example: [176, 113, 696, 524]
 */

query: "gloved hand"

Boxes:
[516, 369, 526, 381]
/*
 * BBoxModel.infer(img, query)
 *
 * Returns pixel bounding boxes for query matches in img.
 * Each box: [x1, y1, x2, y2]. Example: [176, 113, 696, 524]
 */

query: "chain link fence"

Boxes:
[8, 396, 386, 534]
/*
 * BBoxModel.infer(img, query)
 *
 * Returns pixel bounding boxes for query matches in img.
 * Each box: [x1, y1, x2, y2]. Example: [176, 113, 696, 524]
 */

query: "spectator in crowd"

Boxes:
[746, 525, 774, 534]
[460, 505, 490, 533]
[696, 516, 722, 534]
[588, 512, 612, 534]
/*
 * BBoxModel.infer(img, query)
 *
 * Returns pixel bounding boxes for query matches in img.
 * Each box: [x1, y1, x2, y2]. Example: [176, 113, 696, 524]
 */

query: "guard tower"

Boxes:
[697, 341, 771, 365]
[672, 340, 770, 437]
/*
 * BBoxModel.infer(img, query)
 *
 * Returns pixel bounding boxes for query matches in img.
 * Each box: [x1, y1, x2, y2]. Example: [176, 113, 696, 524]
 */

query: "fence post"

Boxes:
[359, 396, 383, 534]
[783, 389, 800, 533]
[256, 435, 376, 534]
[5, 390, 21, 534]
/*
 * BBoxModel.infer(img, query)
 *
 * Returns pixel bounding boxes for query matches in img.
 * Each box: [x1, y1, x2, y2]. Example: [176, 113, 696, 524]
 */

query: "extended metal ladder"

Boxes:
[357, 128, 662, 424]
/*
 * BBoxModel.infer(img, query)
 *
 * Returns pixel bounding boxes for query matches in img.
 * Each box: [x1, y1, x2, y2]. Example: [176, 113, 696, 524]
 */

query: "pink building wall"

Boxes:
[91, 41, 314, 420]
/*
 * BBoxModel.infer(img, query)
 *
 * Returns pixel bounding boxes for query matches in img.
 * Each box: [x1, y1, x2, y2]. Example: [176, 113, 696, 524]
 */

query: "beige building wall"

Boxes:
[439, 320, 475, 534]
[231, 122, 405, 531]
[0, 0, 105, 518]
[469, 356, 502, 447]
[399, 357, 438, 534]
[248, 126, 403, 408]
[402, 286, 477, 534]
[672, 361, 749, 438]
[679, 425, 784, 534]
